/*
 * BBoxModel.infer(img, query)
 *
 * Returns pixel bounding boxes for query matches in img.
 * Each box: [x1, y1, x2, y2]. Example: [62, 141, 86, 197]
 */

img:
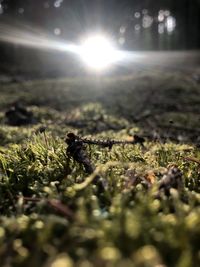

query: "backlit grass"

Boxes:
[0, 73, 200, 267]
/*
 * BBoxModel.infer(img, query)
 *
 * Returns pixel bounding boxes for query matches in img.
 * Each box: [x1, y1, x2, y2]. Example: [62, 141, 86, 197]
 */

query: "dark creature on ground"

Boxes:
[66, 133, 105, 194]
[66, 132, 145, 173]
[66, 132, 145, 194]
[66, 134, 184, 200]
[66, 132, 95, 174]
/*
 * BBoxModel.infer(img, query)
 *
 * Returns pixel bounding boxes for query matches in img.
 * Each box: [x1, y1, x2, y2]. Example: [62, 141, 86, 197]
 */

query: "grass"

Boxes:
[0, 72, 200, 267]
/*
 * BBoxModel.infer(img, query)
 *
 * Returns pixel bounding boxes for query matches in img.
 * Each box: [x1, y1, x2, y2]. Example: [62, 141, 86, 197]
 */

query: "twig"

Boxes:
[21, 196, 74, 219]
[66, 133, 94, 174]
[183, 157, 200, 165]
[48, 199, 74, 218]
[66, 133, 145, 150]
[65, 133, 145, 191]
[156, 166, 183, 198]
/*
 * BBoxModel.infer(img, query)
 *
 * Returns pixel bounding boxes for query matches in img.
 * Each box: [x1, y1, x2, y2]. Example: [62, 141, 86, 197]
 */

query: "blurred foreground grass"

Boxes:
[0, 72, 200, 267]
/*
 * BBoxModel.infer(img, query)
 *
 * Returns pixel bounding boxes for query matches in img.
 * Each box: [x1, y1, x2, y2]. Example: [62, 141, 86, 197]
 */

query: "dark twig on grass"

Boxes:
[66, 133, 95, 174]
[79, 134, 145, 149]
[183, 157, 200, 165]
[66, 132, 145, 151]
[156, 166, 183, 197]
[66, 133, 145, 192]
[21, 197, 74, 219]
[65, 132, 145, 173]
[182, 157, 200, 172]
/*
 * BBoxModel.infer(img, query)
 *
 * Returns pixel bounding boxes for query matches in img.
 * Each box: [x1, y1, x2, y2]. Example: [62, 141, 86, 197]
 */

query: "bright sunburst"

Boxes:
[80, 35, 119, 71]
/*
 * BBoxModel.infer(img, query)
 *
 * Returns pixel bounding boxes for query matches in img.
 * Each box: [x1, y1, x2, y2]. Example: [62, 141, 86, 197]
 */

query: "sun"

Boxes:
[80, 35, 118, 71]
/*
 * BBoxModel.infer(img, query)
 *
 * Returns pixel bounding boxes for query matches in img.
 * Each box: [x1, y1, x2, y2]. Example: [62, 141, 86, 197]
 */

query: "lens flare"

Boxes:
[79, 35, 119, 70]
[0, 23, 198, 73]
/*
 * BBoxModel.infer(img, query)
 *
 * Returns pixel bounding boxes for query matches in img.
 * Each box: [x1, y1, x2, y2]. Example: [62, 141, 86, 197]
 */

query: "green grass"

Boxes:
[0, 72, 200, 267]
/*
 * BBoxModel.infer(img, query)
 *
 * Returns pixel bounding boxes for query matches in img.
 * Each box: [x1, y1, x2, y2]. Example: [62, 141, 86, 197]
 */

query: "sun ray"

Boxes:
[0, 23, 198, 73]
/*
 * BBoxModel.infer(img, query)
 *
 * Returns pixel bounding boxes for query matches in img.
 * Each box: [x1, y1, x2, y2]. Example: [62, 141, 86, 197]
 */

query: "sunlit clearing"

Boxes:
[80, 35, 119, 71]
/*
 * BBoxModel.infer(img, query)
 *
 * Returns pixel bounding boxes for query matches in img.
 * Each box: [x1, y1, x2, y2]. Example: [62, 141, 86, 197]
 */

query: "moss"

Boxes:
[0, 74, 200, 266]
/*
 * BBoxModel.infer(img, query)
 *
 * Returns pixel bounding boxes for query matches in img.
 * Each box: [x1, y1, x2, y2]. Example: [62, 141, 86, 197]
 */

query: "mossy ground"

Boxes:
[0, 72, 200, 267]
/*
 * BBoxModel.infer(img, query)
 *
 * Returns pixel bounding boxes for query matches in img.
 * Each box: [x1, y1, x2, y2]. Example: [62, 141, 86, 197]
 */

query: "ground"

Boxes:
[0, 71, 200, 267]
